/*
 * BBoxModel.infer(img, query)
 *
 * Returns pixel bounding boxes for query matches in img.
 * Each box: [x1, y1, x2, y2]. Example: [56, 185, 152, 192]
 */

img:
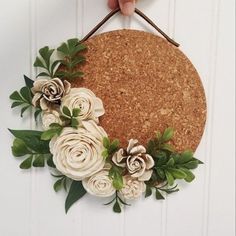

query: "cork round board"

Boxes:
[72, 29, 207, 152]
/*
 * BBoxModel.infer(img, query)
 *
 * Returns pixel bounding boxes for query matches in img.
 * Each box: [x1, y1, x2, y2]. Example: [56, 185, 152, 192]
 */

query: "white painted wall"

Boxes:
[0, 0, 235, 236]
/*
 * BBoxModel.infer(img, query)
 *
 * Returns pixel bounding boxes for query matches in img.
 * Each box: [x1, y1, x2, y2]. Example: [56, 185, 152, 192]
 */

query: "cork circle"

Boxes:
[73, 29, 207, 152]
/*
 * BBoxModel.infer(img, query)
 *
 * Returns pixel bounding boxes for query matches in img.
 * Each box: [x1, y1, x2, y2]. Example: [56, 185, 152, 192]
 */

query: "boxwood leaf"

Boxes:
[65, 181, 86, 213]
[168, 168, 187, 179]
[165, 170, 174, 186]
[54, 178, 63, 192]
[20, 156, 33, 169]
[155, 189, 165, 200]
[113, 201, 122, 213]
[162, 127, 174, 142]
[12, 138, 31, 157]
[33, 155, 45, 167]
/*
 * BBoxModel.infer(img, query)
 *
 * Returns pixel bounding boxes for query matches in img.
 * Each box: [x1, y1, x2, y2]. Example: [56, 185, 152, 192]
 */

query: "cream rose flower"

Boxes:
[49, 120, 107, 180]
[41, 110, 63, 130]
[82, 165, 115, 197]
[119, 176, 146, 200]
[61, 88, 105, 123]
[32, 78, 71, 110]
[112, 139, 154, 181]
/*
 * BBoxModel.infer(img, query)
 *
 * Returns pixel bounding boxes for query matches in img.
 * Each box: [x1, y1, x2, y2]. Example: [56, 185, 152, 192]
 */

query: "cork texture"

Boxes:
[72, 29, 207, 152]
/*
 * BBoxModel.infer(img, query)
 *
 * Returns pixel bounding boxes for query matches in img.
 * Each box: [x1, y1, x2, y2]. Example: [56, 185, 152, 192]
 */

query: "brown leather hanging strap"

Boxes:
[81, 8, 180, 47]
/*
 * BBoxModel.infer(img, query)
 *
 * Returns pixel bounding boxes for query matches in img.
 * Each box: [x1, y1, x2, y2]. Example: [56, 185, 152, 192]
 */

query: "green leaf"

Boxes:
[71, 71, 84, 78]
[34, 57, 46, 69]
[41, 129, 58, 141]
[183, 160, 199, 169]
[160, 143, 175, 152]
[155, 189, 165, 200]
[62, 106, 71, 117]
[102, 149, 109, 159]
[103, 137, 110, 149]
[65, 181, 86, 213]
[168, 168, 187, 179]
[145, 186, 152, 198]
[39, 46, 54, 68]
[47, 155, 56, 168]
[166, 158, 175, 167]
[20, 87, 32, 103]
[24, 75, 34, 89]
[11, 101, 24, 108]
[165, 171, 174, 186]
[57, 42, 69, 55]
[162, 127, 174, 142]
[178, 150, 194, 164]
[109, 139, 120, 153]
[12, 138, 31, 157]
[36, 72, 50, 78]
[20, 156, 33, 169]
[9, 129, 50, 154]
[10, 91, 22, 101]
[181, 168, 195, 182]
[71, 118, 79, 128]
[33, 155, 45, 167]
[51, 60, 61, 74]
[72, 108, 81, 117]
[34, 109, 42, 121]
[113, 201, 122, 213]
[112, 172, 123, 190]
[54, 178, 63, 192]
[156, 168, 166, 179]
[20, 105, 30, 117]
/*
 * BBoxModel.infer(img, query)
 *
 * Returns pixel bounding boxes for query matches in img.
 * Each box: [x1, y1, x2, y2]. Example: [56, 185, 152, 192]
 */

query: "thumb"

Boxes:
[118, 0, 135, 16]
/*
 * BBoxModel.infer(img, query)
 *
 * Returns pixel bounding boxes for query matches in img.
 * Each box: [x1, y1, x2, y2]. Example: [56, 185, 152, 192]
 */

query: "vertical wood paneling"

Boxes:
[207, 0, 235, 235]
[0, 1, 31, 236]
[0, 0, 235, 236]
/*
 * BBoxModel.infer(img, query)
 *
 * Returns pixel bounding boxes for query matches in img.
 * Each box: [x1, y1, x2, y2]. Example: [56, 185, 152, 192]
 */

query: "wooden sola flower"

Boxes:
[8, 9, 206, 214]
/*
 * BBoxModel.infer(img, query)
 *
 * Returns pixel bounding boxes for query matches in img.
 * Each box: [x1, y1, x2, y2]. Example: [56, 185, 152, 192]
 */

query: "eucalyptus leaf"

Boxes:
[65, 181, 86, 213]
[20, 156, 33, 169]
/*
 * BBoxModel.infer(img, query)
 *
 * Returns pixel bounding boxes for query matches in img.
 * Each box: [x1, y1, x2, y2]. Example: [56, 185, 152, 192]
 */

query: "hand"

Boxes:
[108, 0, 135, 16]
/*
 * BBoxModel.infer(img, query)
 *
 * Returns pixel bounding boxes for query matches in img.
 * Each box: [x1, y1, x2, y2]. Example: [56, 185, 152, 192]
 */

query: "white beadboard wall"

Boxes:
[0, 0, 235, 236]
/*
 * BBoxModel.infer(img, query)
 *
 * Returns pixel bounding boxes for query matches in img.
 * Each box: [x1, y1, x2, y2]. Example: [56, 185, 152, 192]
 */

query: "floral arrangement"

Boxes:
[9, 38, 203, 213]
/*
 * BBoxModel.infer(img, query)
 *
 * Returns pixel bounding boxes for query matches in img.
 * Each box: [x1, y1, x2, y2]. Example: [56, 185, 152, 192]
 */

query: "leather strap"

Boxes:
[81, 8, 179, 47]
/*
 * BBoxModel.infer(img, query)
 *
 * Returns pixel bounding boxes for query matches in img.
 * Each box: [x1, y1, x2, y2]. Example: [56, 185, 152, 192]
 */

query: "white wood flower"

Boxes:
[82, 165, 115, 197]
[41, 110, 63, 130]
[49, 120, 107, 180]
[119, 175, 146, 200]
[32, 78, 71, 111]
[112, 139, 154, 181]
[61, 88, 105, 123]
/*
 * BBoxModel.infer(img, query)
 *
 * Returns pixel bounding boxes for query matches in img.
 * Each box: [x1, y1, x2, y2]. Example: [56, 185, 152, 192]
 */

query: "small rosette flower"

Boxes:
[41, 110, 63, 130]
[119, 175, 146, 200]
[82, 165, 115, 197]
[61, 88, 105, 123]
[112, 139, 154, 181]
[49, 120, 107, 180]
[32, 78, 71, 111]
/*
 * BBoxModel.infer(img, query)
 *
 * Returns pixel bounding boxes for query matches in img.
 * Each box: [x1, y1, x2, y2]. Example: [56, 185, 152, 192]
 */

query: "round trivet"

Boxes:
[72, 10, 207, 152]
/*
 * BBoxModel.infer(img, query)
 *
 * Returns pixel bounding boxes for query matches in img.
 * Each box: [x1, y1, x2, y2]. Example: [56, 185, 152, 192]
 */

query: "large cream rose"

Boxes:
[61, 88, 105, 123]
[49, 120, 107, 180]
[41, 110, 63, 130]
[82, 165, 115, 197]
[112, 139, 154, 181]
[32, 78, 71, 111]
[119, 175, 146, 200]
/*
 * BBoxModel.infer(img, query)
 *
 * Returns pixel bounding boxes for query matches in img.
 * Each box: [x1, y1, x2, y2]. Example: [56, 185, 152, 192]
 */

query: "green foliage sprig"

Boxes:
[104, 191, 130, 213]
[56, 38, 86, 80]
[10, 130, 54, 169]
[34, 46, 60, 78]
[10, 75, 42, 119]
[146, 128, 203, 190]
[61, 106, 81, 128]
